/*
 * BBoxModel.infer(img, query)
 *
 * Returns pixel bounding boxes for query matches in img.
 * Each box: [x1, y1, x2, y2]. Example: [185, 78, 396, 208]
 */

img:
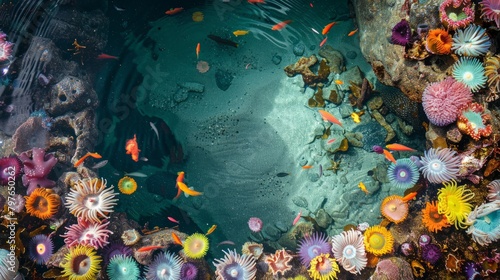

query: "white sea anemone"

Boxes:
[419, 148, 461, 184]
[213, 249, 256, 280]
[466, 200, 500, 246]
[331, 229, 367, 274]
[452, 24, 491, 57]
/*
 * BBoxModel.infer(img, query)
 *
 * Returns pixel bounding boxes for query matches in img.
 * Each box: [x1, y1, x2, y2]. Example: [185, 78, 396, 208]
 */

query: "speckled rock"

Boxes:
[46, 76, 99, 116]
[318, 45, 345, 74]
[315, 208, 333, 228]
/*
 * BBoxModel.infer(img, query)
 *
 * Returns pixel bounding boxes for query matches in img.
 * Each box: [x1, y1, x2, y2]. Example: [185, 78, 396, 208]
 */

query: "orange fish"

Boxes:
[196, 43, 200, 59]
[125, 134, 141, 162]
[174, 171, 186, 200]
[348, 28, 358, 36]
[272, 20, 292, 31]
[334, 80, 344, 85]
[402, 192, 417, 202]
[386, 143, 416, 152]
[302, 165, 313, 169]
[177, 181, 203, 196]
[206, 224, 217, 235]
[248, 0, 265, 3]
[97, 53, 118, 60]
[322, 22, 336, 35]
[383, 149, 397, 164]
[165, 7, 184, 15]
[172, 232, 183, 245]
[74, 152, 102, 167]
[137, 245, 166, 252]
[319, 37, 327, 47]
[318, 109, 342, 127]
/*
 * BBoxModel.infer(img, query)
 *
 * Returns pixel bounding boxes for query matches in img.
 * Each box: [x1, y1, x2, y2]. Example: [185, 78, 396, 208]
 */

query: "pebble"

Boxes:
[293, 42, 305, 56]
[346, 50, 357, 59]
[272, 54, 282, 65]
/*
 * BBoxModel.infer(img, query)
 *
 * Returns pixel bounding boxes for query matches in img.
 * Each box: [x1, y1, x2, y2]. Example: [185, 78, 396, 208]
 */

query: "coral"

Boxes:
[46, 76, 99, 117]
[445, 253, 463, 272]
[485, 55, 500, 98]
[64, 178, 118, 222]
[12, 117, 50, 154]
[421, 201, 451, 233]
[419, 148, 461, 184]
[0, 155, 22, 185]
[481, 0, 500, 28]
[121, 229, 141, 246]
[421, 77, 472, 126]
[452, 24, 491, 56]
[486, 180, 500, 201]
[19, 148, 58, 195]
[61, 245, 102, 280]
[284, 55, 330, 86]
[387, 158, 419, 189]
[380, 195, 409, 224]
[437, 179, 475, 229]
[391, 19, 412, 46]
[363, 225, 394, 256]
[196, 60, 210, 73]
[248, 217, 263, 232]
[331, 229, 367, 274]
[457, 102, 492, 140]
[265, 249, 293, 276]
[25, 188, 60, 220]
[117, 176, 137, 195]
[426, 29, 453, 55]
[180, 262, 198, 280]
[144, 251, 183, 280]
[102, 242, 133, 264]
[308, 253, 340, 280]
[107, 255, 140, 280]
[297, 232, 332, 267]
[371, 257, 413, 280]
[61, 218, 112, 249]
[421, 244, 442, 265]
[452, 57, 487, 92]
[466, 200, 500, 246]
[213, 249, 256, 280]
[242, 242, 264, 260]
[439, 0, 475, 30]
[183, 233, 209, 259]
[28, 234, 53, 265]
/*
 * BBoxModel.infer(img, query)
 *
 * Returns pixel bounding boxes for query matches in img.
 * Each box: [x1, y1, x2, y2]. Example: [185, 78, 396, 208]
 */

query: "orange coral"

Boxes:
[426, 29, 452, 55]
[25, 188, 60, 220]
[421, 201, 450, 233]
[265, 249, 293, 276]
[380, 195, 409, 224]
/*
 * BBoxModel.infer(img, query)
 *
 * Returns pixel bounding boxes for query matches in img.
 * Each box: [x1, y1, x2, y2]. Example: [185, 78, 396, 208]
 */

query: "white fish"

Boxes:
[114, 4, 126, 11]
[150, 122, 160, 141]
[125, 172, 148, 178]
[91, 160, 108, 169]
[139, 157, 148, 162]
[311, 28, 319, 34]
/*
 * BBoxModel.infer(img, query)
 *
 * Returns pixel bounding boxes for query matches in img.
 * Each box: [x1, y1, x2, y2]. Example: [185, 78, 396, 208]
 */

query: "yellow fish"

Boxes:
[351, 112, 361, 123]
[206, 224, 217, 235]
[358, 182, 370, 194]
[233, 30, 249, 36]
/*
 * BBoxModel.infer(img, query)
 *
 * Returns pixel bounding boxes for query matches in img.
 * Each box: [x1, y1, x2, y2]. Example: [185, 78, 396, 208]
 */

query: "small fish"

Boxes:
[322, 22, 336, 35]
[233, 30, 249, 36]
[74, 152, 102, 167]
[318, 109, 343, 127]
[402, 192, 417, 202]
[207, 35, 239, 48]
[177, 181, 203, 196]
[150, 122, 160, 141]
[171, 232, 183, 245]
[174, 171, 186, 200]
[113, 4, 126, 11]
[248, 0, 265, 4]
[358, 182, 370, 194]
[311, 28, 320, 34]
[196, 43, 201, 59]
[348, 28, 358, 36]
[385, 143, 416, 152]
[383, 149, 397, 164]
[165, 7, 184, 15]
[276, 172, 290, 177]
[272, 20, 292, 31]
[137, 245, 166, 252]
[206, 224, 217, 235]
[351, 112, 361, 123]
[97, 53, 119, 60]
[292, 210, 302, 225]
[139, 157, 148, 162]
[167, 217, 180, 224]
[91, 160, 108, 169]
[334, 79, 344, 85]
[319, 164, 323, 178]
[327, 138, 336, 144]
[125, 134, 140, 162]
[124, 172, 148, 178]
[302, 165, 313, 169]
[217, 240, 236, 247]
[319, 37, 328, 47]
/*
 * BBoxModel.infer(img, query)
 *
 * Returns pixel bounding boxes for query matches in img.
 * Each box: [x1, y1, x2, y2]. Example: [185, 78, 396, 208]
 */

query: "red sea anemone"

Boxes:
[481, 0, 500, 28]
[457, 102, 493, 141]
[439, 0, 475, 30]
[0, 156, 22, 185]
[28, 234, 53, 265]
[61, 218, 112, 249]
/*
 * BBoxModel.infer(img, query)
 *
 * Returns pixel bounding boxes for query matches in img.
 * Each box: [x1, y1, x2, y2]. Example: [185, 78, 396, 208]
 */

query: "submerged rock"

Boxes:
[215, 69, 234, 91]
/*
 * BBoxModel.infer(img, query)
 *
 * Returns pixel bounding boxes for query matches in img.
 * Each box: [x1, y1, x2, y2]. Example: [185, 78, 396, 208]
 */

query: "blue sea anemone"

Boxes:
[103, 242, 133, 264]
[28, 234, 54, 265]
[419, 148, 461, 184]
[0, 249, 18, 279]
[213, 249, 256, 280]
[297, 232, 332, 267]
[452, 24, 491, 56]
[145, 251, 183, 280]
[466, 201, 500, 246]
[421, 244, 442, 265]
[180, 262, 198, 280]
[452, 57, 487, 92]
[387, 158, 420, 189]
[107, 255, 140, 280]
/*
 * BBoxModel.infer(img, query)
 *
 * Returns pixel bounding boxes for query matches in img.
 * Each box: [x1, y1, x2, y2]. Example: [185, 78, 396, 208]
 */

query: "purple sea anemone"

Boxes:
[331, 229, 367, 274]
[464, 261, 482, 280]
[419, 148, 461, 184]
[61, 218, 112, 249]
[416, 24, 430, 39]
[422, 77, 472, 126]
[372, 145, 384, 154]
[387, 158, 419, 189]
[391, 19, 412, 46]
[0, 155, 22, 185]
[421, 244, 442, 265]
[28, 234, 53, 265]
[19, 148, 57, 195]
[213, 249, 256, 280]
[452, 24, 491, 57]
[145, 251, 183, 280]
[180, 262, 199, 280]
[481, 0, 500, 28]
[102, 242, 133, 264]
[418, 234, 431, 247]
[452, 57, 487, 92]
[297, 232, 332, 267]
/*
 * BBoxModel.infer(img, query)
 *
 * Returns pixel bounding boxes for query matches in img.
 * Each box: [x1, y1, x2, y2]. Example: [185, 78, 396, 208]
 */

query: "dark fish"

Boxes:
[91, 160, 108, 169]
[276, 172, 290, 177]
[207, 35, 238, 48]
[318, 164, 323, 178]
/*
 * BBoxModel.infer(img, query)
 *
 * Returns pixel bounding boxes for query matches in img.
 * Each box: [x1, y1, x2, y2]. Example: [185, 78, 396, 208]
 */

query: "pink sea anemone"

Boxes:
[248, 217, 263, 232]
[457, 102, 492, 141]
[481, 0, 500, 28]
[422, 77, 472, 126]
[487, 180, 500, 201]
[19, 148, 57, 195]
[439, 0, 475, 30]
[0, 31, 13, 64]
[0, 155, 22, 185]
[331, 229, 367, 274]
[265, 249, 293, 276]
[61, 218, 112, 249]
[196, 60, 210, 73]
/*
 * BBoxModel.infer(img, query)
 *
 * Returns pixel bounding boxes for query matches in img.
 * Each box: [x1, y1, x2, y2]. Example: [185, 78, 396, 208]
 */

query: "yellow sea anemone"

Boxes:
[422, 201, 451, 233]
[117, 176, 137, 195]
[61, 245, 101, 280]
[437, 179, 474, 229]
[25, 188, 60, 220]
[363, 225, 394, 256]
[308, 253, 340, 280]
[183, 233, 209, 259]
[192, 11, 204, 22]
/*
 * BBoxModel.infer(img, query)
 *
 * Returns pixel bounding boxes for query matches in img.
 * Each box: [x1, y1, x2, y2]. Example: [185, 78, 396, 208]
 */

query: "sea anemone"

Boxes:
[121, 229, 141, 246]
[485, 55, 500, 96]
[419, 148, 461, 184]
[421, 201, 451, 233]
[61, 218, 112, 249]
[297, 232, 332, 267]
[196, 60, 210, 73]
[445, 253, 463, 272]
[425, 29, 453, 55]
[25, 187, 60, 220]
[464, 261, 482, 280]
[457, 102, 492, 140]
[419, 234, 432, 247]
[331, 229, 367, 274]
[180, 262, 199, 280]
[391, 19, 412, 46]
[192, 11, 204, 22]
[265, 249, 293, 276]
[247, 217, 263, 232]
[61, 245, 102, 280]
[421, 244, 442, 265]
[421, 77, 472, 126]
[363, 225, 394, 256]
[439, 0, 475, 30]
[213, 249, 257, 280]
[387, 158, 419, 189]
[486, 180, 500, 201]
[466, 200, 500, 246]
[107, 255, 140, 280]
[308, 253, 340, 280]
[64, 178, 118, 222]
[0, 249, 18, 280]
[9, 194, 25, 213]
[452, 24, 491, 56]
[437, 179, 475, 229]
[28, 234, 53, 265]
[103, 242, 133, 264]
[242, 242, 264, 260]
[145, 251, 183, 280]
[117, 176, 137, 195]
[183, 233, 209, 259]
[452, 57, 487, 92]
[0, 31, 14, 64]
[481, 0, 500, 28]
[380, 195, 409, 224]
[0, 155, 22, 185]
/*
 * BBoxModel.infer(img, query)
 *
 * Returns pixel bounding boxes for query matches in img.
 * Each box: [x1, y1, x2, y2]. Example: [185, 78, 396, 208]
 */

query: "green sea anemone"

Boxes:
[107, 255, 140, 280]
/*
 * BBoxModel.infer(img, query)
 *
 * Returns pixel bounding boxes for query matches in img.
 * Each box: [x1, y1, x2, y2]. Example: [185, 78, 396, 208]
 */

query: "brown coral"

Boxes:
[284, 55, 330, 86]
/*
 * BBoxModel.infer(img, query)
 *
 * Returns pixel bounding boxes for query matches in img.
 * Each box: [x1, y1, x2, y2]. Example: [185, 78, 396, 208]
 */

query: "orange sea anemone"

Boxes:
[426, 29, 452, 55]
[308, 253, 340, 280]
[25, 188, 60, 220]
[192, 11, 204, 22]
[183, 233, 209, 259]
[421, 201, 451, 233]
[117, 176, 137, 195]
[363, 225, 394, 256]
[265, 249, 293, 276]
[196, 60, 210, 73]
[380, 195, 409, 224]
[61, 245, 101, 280]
